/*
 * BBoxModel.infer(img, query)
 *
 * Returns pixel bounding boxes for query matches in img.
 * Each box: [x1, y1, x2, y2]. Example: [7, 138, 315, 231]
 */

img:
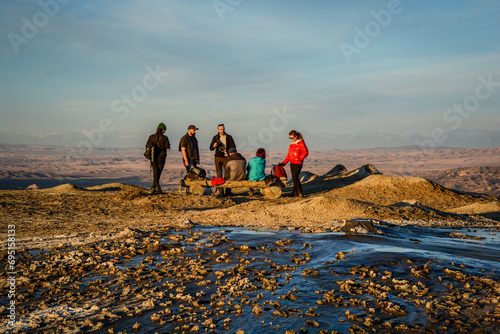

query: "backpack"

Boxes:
[144, 144, 154, 161]
[210, 177, 226, 186]
[271, 164, 287, 180]
[185, 166, 207, 180]
[144, 135, 157, 161]
[264, 175, 284, 188]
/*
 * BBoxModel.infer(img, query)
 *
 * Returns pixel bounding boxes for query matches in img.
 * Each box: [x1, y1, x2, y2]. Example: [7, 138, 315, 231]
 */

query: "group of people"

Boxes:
[146, 123, 309, 197]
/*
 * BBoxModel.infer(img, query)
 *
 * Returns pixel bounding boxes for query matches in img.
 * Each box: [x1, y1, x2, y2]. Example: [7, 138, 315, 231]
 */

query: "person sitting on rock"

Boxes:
[246, 148, 266, 181]
[223, 148, 246, 196]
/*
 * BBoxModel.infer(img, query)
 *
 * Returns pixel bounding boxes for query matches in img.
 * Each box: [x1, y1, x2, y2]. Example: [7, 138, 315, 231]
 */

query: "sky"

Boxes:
[0, 0, 499, 151]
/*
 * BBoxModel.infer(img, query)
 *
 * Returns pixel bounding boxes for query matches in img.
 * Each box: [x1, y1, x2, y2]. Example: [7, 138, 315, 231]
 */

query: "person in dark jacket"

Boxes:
[179, 125, 200, 171]
[146, 122, 170, 193]
[282, 130, 309, 197]
[209, 124, 236, 178]
[223, 148, 246, 196]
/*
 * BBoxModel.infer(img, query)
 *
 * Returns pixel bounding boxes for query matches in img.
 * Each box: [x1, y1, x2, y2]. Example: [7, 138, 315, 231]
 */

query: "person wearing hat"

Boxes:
[179, 125, 200, 171]
[209, 123, 236, 178]
[146, 122, 170, 193]
[223, 147, 246, 196]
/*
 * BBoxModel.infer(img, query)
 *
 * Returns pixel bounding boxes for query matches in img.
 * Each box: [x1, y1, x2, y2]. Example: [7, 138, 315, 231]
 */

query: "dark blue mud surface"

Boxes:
[3, 225, 499, 333]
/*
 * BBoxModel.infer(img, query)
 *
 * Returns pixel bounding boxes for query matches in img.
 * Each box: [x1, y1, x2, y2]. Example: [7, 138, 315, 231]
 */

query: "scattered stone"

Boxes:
[340, 220, 382, 234]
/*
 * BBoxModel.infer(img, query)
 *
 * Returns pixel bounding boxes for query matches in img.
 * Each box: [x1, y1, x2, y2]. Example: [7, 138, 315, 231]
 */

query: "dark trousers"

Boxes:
[151, 152, 166, 190]
[214, 156, 227, 178]
[290, 163, 303, 196]
[214, 156, 229, 196]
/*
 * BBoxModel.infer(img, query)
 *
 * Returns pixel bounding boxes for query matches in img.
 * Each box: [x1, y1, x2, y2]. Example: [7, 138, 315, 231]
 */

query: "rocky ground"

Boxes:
[1, 164, 499, 333]
[1, 164, 499, 242]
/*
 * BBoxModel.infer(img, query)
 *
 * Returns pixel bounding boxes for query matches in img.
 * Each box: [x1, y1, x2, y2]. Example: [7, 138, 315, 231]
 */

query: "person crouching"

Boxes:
[223, 148, 246, 197]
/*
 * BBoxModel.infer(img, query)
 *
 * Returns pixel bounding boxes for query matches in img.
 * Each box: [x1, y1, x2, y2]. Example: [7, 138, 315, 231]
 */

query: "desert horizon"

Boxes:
[1, 144, 499, 196]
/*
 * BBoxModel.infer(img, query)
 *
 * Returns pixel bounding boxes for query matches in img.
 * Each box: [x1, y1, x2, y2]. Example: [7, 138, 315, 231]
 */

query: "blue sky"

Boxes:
[0, 0, 499, 150]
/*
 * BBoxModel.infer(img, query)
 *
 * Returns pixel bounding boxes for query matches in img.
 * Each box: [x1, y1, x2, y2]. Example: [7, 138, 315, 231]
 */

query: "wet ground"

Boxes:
[1, 223, 499, 333]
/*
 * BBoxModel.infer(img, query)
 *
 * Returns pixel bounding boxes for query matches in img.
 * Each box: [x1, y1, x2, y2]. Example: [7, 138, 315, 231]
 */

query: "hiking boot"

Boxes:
[150, 187, 156, 194]
[157, 186, 163, 194]
[297, 193, 303, 198]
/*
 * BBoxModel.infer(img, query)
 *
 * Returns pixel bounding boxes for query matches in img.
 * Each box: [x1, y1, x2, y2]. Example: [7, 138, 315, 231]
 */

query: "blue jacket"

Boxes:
[246, 156, 266, 181]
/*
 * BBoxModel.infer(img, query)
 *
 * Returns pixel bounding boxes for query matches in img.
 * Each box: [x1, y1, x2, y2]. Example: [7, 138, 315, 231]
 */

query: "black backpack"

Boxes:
[185, 166, 206, 180]
[144, 136, 157, 161]
[264, 175, 285, 188]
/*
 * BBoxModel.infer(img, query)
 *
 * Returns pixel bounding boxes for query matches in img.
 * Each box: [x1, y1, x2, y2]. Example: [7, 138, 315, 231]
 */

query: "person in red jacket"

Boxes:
[282, 130, 309, 197]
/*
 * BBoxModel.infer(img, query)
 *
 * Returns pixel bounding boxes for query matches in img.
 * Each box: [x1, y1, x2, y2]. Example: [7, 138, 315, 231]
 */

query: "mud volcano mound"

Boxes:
[40, 183, 85, 193]
[324, 174, 491, 211]
[189, 163, 499, 228]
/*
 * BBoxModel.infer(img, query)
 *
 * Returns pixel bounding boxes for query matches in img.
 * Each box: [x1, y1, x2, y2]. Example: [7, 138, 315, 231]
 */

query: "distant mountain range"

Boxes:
[1, 129, 499, 150]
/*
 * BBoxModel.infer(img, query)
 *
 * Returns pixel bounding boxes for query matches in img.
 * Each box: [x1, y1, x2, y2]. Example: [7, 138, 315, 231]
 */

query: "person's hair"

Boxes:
[154, 127, 164, 143]
[289, 130, 303, 141]
[218, 124, 224, 128]
[256, 148, 266, 159]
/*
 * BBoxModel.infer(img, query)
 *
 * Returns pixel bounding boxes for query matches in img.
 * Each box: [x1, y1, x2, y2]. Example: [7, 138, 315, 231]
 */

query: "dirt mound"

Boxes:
[322, 164, 380, 181]
[324, 174, 495, 211]
[40, 183, 85, 193]
[449, 201, 500, 215]
[190, 193, 485, 229]
[323, 164, 348, 177]
[304, 164, 383, 194]
[285, 171, 319, 186]
[272, 196, 374, 221]
[192, 196, 393, 228]
[86, 183, 144, 192]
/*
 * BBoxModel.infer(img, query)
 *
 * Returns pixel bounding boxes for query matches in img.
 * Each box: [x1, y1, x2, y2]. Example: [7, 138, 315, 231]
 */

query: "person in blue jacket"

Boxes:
[246, 148, 266, 181]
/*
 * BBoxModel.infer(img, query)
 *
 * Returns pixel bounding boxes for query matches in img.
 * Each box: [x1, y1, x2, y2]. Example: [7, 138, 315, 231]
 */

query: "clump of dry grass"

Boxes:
[119, 187, 147, 201]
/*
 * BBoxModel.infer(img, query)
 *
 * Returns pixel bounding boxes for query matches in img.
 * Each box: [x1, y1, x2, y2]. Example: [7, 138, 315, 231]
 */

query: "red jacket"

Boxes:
[283, 140, 309, 165]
